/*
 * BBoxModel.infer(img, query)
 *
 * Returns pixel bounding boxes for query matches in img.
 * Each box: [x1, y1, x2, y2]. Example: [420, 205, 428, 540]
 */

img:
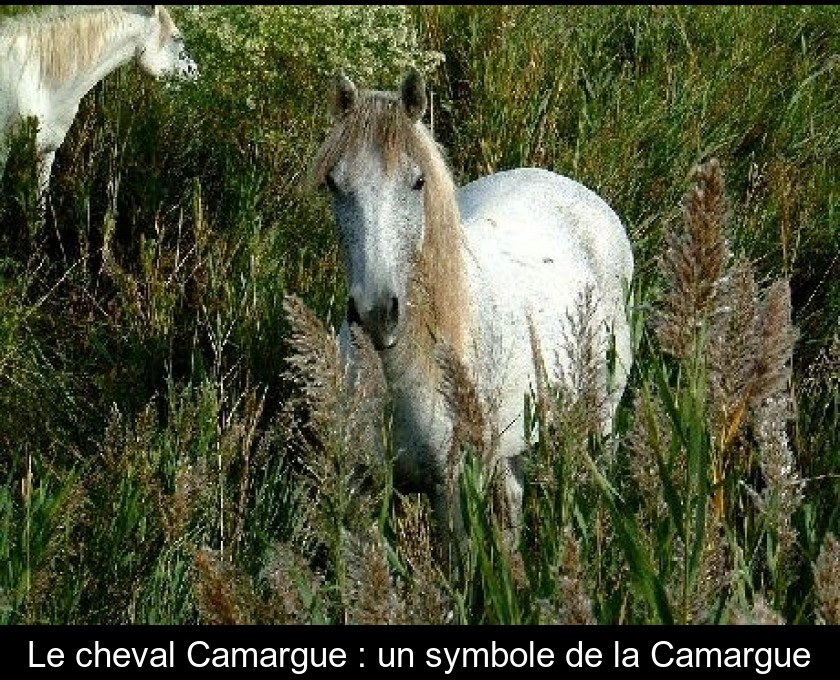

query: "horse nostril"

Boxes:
[347, 297, 362, 326]
[388, 296, 399, 328]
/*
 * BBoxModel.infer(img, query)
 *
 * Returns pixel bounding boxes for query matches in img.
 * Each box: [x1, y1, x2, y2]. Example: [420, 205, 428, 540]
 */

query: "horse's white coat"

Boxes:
[0, 5, 197, 197]
[377, 170, 633, 523]
[320, 73, 634, 540]
[461, 167, 633, 433]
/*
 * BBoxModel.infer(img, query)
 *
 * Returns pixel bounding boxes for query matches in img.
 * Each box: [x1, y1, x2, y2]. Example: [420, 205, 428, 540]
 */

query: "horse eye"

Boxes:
[412, 175, 425, 191]
[323, 174, 338, 192]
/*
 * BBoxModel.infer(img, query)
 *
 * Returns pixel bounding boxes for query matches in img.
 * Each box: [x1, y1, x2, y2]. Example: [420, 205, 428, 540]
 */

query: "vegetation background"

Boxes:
[0, 5, 838, 624]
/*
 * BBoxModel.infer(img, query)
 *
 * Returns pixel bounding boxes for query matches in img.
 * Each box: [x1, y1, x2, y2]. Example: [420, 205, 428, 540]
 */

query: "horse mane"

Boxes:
[0, 6, 170, 88]
[311, 87, 468, 361]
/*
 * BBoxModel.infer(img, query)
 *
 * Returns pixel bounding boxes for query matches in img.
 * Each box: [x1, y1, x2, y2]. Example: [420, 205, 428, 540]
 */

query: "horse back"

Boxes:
[457, 167, 633, 288]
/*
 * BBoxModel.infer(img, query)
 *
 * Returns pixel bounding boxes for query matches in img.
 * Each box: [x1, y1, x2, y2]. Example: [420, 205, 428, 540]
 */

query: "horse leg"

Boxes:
[601, 301, 634, 438]
[431, 448, 523, 569]
[431, 476, 465, 573]
[33, 113, 68, 215]
[501, 455, 524, 548]
[0, 137, 9, 182]
[36, 149, 56, 212]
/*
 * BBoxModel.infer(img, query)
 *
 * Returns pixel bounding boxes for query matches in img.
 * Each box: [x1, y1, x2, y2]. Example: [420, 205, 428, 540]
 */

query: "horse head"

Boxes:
[315, 70, 433, 351]
[134, 5, 198, 83]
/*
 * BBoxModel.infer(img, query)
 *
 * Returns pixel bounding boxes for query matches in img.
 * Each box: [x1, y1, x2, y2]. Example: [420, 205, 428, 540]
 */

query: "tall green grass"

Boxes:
[0, 5, 838, 624]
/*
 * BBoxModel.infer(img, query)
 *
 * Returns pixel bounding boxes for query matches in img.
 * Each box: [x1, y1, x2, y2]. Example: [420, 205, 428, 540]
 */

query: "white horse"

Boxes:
[311, 70, 634, 545]
[0, 5, 198, 199]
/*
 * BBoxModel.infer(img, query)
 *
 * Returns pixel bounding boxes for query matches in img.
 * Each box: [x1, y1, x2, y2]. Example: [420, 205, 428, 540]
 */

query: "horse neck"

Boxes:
[48, 11, 147, 104]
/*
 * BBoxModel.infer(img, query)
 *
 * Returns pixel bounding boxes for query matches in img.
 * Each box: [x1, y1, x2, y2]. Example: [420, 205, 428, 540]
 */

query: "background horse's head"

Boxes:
[135, 5, 198, 82]
[313, 70, 435, 351]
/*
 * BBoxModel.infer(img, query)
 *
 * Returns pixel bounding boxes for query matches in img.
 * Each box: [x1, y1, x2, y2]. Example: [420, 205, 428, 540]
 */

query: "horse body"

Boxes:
[460, 166, 633, 432]
[379, 168, 632, 521]
[317, 72, 633, 540]
[0, 5, 197, 196]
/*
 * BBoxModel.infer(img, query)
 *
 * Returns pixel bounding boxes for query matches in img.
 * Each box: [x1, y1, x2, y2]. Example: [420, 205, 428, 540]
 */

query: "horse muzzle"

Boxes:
[347, 294, 400, 351]
[181, 59, 198, 83]
[176, 57, 199, 82]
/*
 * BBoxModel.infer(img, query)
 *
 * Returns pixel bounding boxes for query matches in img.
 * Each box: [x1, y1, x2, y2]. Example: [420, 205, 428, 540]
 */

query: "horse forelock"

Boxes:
[311, 91, 426, 184]
[0, 7, 145, 88]
[311, 88, 469, 363]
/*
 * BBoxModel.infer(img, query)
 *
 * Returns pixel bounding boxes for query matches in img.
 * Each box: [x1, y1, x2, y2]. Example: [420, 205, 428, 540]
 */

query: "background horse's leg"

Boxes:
[36, 149, 56, 209]
[0, 137, 9, 181]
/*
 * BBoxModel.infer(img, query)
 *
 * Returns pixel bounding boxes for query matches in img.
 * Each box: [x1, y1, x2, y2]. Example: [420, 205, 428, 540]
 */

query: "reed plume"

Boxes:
[814, 533, 840, 625]
[657, 158, 730, 359]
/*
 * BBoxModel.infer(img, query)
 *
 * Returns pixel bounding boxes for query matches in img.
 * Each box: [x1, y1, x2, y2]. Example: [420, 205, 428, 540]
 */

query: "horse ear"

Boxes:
[401, 69, 427, 123]
[331, 73, 357, 118]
